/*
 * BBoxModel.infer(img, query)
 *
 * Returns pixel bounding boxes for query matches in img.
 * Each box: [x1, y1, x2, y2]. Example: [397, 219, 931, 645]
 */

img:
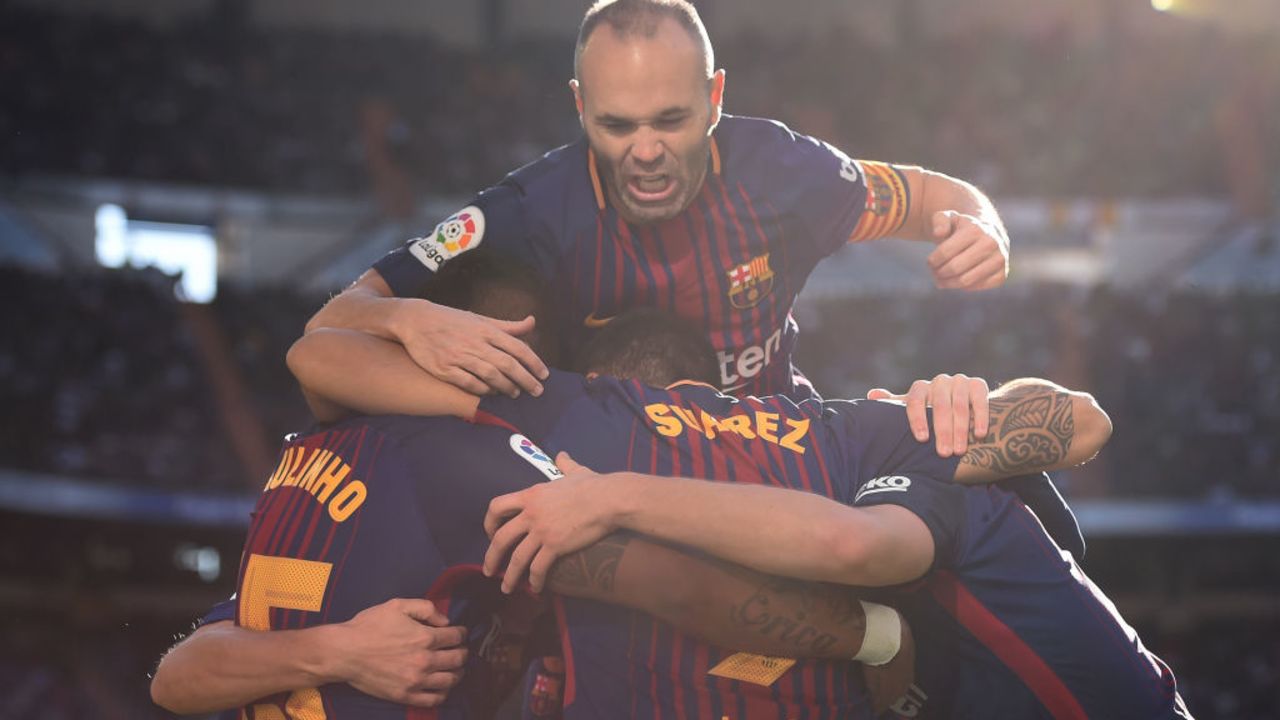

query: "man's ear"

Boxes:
[570, 79, 585, 128]
[708, 69, 726, 130]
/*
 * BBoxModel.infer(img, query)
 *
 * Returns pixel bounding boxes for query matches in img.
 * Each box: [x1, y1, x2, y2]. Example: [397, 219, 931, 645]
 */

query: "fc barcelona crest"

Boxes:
[727, 253, 775, 309]
[866, 172, 895, 216]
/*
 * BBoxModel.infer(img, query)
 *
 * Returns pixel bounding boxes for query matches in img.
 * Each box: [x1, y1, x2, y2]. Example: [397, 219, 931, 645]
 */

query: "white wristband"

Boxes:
[852, 601, 902, 667]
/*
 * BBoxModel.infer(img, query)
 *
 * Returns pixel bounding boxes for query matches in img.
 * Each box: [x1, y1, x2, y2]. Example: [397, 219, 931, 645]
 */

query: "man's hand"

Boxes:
[328, 598, 468, 707]
[927, 210, 1008, 290]
[867, 374, 989, 457]
[483, 453, 619, 594]
[393, 300, 548, 398]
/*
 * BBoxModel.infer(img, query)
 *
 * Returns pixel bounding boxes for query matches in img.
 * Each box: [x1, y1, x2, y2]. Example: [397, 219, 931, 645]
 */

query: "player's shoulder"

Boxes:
[715, 114, 800, 146]
[483, 136, 599, 251]
[502, 137, 589, 190]
[340, 414, 503, 450]
[716, 114, 850, 175]
[817, 398, 938, 472]
[820, 397, 912, 431]
[716, 114, 855, 198]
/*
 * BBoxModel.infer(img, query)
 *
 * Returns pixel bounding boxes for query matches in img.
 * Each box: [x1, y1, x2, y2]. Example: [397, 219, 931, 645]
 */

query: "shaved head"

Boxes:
[574, 0, 713, 85]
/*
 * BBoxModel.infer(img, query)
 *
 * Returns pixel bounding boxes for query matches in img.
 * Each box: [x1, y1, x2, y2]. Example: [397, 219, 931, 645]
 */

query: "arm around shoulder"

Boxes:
[305, 269, 400, 337]
[151, 599, 468, 714]
[286, 328, 480, 420]
[151, 620, 343, 715]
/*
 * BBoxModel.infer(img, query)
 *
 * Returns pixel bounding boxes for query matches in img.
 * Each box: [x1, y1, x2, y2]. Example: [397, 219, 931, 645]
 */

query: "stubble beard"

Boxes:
[605, 139, 712, 226]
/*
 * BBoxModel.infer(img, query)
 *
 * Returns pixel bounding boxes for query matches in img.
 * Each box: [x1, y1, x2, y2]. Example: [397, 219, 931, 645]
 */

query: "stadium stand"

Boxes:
[2, 262, 1275, 502]
[797, 284, 1280, 500]
[3, 6, 1274, 198]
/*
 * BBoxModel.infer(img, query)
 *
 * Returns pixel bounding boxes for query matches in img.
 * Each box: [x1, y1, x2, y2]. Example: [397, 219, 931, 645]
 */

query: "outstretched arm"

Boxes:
[487, 459, 935, 589]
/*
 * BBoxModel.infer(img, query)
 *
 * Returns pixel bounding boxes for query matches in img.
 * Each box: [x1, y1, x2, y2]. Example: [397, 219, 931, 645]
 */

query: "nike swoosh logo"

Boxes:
[583, 313, 616, 329]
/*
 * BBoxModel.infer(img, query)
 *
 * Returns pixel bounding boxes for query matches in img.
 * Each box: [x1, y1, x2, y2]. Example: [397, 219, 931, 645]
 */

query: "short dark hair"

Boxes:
[423, 250, 560, 366]
[574, 0, 713, 81]
[576, 309, 718, 388]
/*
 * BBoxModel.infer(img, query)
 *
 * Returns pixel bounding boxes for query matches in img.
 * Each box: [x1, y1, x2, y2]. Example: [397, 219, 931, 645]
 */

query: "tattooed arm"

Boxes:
[545, 533, 915, 712]
[953, 378, 1112, 484]
[545, 531, 886, 660]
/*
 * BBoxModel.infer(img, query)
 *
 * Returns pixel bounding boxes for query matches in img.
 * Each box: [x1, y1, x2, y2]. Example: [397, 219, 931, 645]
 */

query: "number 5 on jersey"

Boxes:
[239, 554, 333, 719]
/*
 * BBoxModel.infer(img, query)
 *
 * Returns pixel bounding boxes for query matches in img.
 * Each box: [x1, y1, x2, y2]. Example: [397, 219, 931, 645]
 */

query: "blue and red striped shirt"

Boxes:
[231, 415, 562, 720]
[374, 115, 910, 400]
[854, 477, 1193, 719]
[478, 370, 941, 719]
[479, 371, 1189, 720]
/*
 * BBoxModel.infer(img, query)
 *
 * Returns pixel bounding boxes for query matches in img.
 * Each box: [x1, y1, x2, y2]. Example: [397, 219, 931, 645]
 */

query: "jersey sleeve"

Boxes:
[824, 399, 961, 498]
[197, 597, 236, 627]
[372, 182, 531, 299]
[473, 369, 589, 439]
[996, 473, 1087, 559]
[756, 123, 911, 258]
[851, 471, 965, 571]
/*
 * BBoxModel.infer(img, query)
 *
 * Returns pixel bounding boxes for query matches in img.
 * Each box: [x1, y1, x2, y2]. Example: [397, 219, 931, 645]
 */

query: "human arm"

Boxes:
[545, 533, 916, 713]
[485, 377, 1111, 589]
[935, 377, 1110, 484]
[543, 532, 889, 660]
[487, 456, 935, 589]
[892, 166, 1009, 290]
[867, 375, 1110, 480]
[302, 269, 547, 398]
[150, 598, 467, 715]
[287, 328, 481, 422]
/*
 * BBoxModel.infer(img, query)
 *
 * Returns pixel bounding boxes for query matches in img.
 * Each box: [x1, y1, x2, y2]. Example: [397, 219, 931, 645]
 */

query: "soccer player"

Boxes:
[151, 263, 914, 719]
[302, 0, 1009, 450]
[468, 322, 1193, 719]
[290, 311, 1123, 718]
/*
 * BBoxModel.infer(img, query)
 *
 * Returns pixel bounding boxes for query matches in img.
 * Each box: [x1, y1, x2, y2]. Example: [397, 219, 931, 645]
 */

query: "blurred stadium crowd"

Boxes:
[3, 5, 1275, 198]
[2, 264, 1277, 501]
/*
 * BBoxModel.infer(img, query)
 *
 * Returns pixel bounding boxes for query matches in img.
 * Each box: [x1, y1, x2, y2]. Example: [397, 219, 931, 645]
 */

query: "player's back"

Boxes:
[887, 483, 1191, 720]
[236, 414, 556, 720]
[477, 370, 880, 719]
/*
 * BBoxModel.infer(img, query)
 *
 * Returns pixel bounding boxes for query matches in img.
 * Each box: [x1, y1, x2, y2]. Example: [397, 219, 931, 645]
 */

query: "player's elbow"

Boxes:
[1067, 391, 1112, 467]
[825, 509, 931, 587]
[286, 332, 325, 387]
[304, 270, 391, 335]
[150, 658, 196, 715]
[827, 531, 878, 584]
[820, 514, 900, 585]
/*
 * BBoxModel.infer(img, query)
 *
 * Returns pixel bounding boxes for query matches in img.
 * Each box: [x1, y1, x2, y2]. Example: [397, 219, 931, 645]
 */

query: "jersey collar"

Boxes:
[665, 379, 721, 392]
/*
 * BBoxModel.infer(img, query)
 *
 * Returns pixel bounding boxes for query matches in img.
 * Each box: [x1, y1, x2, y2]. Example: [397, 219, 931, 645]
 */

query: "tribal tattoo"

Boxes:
[547, 532, 631, 593]
[961, 383, 1075, 475]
